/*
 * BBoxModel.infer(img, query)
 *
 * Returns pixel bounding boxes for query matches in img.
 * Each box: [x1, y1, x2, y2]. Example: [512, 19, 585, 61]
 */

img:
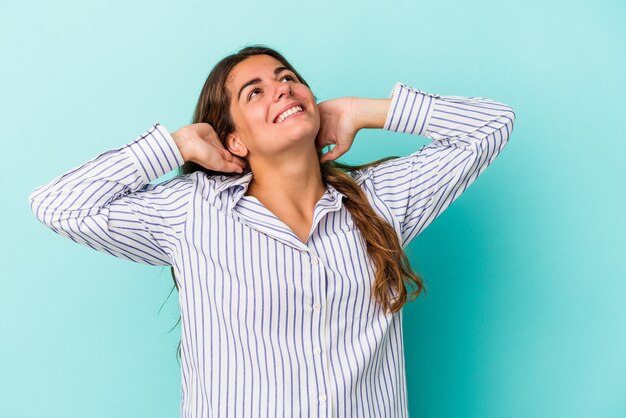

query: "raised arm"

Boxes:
[355, 82, 516, 248]
[28, 121, 250, 266]
[28, 124, 192, 265]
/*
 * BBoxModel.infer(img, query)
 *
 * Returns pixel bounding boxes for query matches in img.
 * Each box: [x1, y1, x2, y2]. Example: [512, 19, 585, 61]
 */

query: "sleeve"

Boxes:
[356, 82, 516, 248]
[27, 123, 193, 266]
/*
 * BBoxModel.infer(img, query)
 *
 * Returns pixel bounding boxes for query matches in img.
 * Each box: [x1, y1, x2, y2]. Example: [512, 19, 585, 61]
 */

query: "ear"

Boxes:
[226, 132, 248, 158]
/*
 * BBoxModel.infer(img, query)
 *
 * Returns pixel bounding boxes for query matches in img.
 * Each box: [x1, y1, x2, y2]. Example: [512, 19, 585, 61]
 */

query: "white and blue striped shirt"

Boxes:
[28, 82, 515, 418]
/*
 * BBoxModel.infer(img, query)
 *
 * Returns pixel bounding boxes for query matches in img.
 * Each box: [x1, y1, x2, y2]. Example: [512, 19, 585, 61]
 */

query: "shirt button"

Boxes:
[313, 347, 321, 355]
[319, 395, 327, 402]
[312, 302, 321, 310]
[311, 257, 319, 265]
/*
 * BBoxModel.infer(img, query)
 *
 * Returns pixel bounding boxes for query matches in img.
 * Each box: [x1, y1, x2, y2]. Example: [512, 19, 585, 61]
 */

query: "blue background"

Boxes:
[2, 0, 625, 417]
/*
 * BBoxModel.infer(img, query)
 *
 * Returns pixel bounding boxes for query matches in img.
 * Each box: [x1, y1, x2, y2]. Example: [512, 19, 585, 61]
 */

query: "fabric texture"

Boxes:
[29, 82, 516, 418]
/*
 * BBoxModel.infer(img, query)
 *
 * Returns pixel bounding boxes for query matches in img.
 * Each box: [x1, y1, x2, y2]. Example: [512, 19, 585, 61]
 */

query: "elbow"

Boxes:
[28, 189, 39, 217]
[504, 104, 516, 130]
[28, 188, 49, 226]
[28, 198, 42, 226]
[497, 103, 516, 140]
[502, 106, 516, 148]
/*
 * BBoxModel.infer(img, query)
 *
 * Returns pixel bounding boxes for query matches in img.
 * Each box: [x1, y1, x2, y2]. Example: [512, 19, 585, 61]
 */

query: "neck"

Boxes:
[245, 143, 326, 209]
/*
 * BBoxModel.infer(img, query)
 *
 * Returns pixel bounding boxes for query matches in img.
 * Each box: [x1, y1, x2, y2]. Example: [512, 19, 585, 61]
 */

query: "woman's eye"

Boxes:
[248, 88, 261, 100]
[281, 75, 295, 82]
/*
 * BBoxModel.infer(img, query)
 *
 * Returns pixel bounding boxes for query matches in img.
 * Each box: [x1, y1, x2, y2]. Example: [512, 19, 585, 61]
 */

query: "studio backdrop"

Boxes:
[2, 0, 624, 417]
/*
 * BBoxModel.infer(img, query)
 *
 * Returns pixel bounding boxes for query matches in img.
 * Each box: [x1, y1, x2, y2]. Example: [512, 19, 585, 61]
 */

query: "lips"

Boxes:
[273, 102, 306, 123]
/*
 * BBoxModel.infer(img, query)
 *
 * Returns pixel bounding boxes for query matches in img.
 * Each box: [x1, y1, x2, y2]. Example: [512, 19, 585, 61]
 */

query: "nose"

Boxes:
[273, 80, 291, 101]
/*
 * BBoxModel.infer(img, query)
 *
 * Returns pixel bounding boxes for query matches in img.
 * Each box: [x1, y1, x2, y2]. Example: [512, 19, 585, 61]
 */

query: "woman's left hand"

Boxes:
[315, 97, 361, 164]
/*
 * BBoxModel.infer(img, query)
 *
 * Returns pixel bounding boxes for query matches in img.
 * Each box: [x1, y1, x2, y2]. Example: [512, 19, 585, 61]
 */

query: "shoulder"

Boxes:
[166, 170, 233, 186]
[184, 171, 247, 209]
[346, 154, 415, 188]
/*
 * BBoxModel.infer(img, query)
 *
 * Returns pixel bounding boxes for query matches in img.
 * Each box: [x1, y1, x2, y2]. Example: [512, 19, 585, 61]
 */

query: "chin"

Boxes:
[279, 119, 316, 136]
[295, 130, 319, 144]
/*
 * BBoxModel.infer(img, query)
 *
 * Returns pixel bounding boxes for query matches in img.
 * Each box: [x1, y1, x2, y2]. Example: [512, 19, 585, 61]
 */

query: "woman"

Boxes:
[29, 45, 516, 417]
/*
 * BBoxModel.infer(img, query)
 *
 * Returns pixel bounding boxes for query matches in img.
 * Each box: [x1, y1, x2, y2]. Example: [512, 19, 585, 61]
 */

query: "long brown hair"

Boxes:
[165, 45, 426, 363]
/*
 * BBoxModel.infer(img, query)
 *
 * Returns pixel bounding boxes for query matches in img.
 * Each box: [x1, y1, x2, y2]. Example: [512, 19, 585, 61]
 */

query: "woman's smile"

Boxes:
[275, 106, 306, 124]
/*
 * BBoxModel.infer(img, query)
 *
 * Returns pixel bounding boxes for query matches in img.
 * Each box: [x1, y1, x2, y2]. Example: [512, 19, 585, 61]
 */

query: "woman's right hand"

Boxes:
[171, 123, 248, 173]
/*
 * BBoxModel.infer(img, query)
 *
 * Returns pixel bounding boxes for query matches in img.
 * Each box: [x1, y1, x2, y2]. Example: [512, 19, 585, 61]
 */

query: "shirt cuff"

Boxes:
[124, 123, 186, 184]
[383, 82, 440, 136]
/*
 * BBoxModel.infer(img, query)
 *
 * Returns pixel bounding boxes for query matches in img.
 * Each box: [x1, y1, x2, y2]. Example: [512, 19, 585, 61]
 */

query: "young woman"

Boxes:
[29, 45, 516, 418]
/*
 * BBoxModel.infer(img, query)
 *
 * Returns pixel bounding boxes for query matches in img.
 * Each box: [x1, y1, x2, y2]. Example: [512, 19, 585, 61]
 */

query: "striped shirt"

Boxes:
[28, 82, 516, 418]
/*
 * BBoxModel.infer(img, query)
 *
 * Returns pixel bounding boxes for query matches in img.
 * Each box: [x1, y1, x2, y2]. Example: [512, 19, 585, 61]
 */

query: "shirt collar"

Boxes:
[212, 170, 347, 211]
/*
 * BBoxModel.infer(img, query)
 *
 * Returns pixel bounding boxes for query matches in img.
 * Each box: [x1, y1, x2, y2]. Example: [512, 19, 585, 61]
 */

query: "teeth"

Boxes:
[276, 105, 303, 123]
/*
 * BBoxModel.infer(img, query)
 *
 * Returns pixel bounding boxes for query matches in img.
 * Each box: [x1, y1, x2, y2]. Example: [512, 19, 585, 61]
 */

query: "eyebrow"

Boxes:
[237, 66, 291, 102]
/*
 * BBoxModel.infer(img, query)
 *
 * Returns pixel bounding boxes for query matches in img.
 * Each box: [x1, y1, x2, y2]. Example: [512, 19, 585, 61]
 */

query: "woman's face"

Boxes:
[225, 54, 320, 162]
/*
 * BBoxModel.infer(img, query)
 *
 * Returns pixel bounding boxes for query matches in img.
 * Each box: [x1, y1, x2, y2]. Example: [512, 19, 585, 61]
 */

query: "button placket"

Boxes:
[303, 254, 332, 414]
[307, 255, 324, 314]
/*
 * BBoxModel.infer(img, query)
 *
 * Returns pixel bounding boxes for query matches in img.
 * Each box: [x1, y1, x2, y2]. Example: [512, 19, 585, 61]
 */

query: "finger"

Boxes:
[233, 156, 249, 170]
[316, 141, 328, 152]
[319, 146, 344, 164]
[221, 150, 233, 162]
[224, 162, 244, 173]
[319, 144, 332, 162]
